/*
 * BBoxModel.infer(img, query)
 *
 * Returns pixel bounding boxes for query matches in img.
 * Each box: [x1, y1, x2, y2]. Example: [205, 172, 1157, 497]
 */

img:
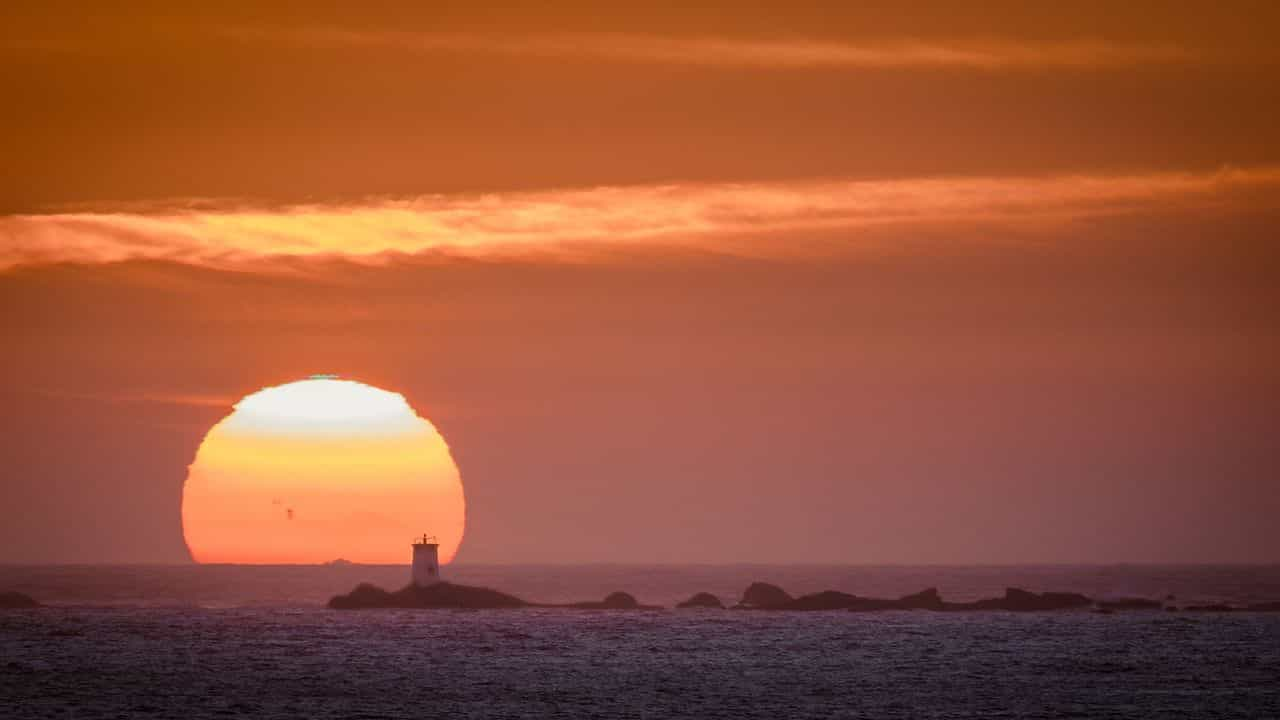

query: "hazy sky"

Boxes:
[2, 1, 1278, 563]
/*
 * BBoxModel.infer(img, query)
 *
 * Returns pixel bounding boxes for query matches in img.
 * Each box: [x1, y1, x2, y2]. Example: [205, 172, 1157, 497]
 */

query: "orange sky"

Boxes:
[2, 1, 1278, 564]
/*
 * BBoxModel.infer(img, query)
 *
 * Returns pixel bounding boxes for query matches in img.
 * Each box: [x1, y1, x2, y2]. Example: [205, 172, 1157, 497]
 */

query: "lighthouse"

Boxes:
[411, 534, 443, 586]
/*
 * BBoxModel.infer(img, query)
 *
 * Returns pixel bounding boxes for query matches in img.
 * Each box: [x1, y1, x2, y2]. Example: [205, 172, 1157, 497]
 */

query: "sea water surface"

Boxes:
[2, 565, 1279, 718]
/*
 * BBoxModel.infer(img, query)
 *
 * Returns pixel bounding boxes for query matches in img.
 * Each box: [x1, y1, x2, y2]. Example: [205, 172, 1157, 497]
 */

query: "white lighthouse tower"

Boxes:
[411, 534, 443, 586]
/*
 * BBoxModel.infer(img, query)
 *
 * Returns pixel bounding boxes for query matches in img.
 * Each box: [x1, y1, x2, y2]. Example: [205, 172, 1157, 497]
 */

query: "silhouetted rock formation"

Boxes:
[566, 591, 659, 610]
[781, 590, 862, 611]
[1176, 602, 1280, 613]
[329, 582, 528, 609]
[1096, 598, 1163, 611]
[777, 587, 946, 612]
[0, 591, 40, 608]
[782, 591, 900, 611]
[329, 583, 662, 610]
[896, 588, 944, 610]
[963, 588, 1091, 612]
[329, 583, 392, 608]
[739, 582, 793, 608]
[733, 583, 1095, 612]
[327, 579, 1279, 614]
[677, 592, 725, 609]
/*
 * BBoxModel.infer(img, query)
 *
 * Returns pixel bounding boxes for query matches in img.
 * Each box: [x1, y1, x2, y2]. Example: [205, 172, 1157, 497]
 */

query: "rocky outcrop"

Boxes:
[1176, 602, 1280, 612]
[1183, 603, 1235, 612]
[329, 582, 393, 608]
[603, 591, 639, 608]
[0, 591, 40, 609]
[327, 579, 1278, 614]
[772, 586, 943, 612]
[896, 588, 944, 610]
[739, 582, 793, 608]
[960, 588, 1091, 612]
[330, 583, 661, 610]
[781, 591, 862, 611]
[782, 591, 901, 611]
[1096, 598, 1163, 611]
[565, 591, 659, 610]
[677, 592, 724, 609]
[733, 583, 1095, 612]
[328, 582, 528, 609]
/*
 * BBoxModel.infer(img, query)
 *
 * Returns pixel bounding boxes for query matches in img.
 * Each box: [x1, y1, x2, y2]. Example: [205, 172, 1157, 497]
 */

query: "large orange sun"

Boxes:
[182, 377, 465, 564]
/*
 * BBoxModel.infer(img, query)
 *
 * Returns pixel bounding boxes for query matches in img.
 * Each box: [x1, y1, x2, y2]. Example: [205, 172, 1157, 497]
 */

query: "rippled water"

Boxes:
[3, 565, 1280, 718]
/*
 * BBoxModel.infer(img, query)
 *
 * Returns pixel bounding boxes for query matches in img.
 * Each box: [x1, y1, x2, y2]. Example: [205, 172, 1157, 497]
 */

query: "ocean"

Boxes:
[3, 565, 1279, 718]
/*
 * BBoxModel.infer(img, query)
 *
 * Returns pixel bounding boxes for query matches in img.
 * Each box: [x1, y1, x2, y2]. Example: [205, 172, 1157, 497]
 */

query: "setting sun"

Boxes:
[181, 377, 464, 564]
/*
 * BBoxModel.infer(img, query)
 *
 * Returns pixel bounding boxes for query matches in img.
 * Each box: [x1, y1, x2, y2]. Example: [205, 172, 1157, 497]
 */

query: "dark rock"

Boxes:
[725, 584, 1176, 613]
[603, 591, 637, 608]
[1247, 601, 1280, 612]
[734, 584, 1100, 612]
[782, 591, 865, 611]
[327, 582, 391, 609]
[328, 582, 527, 609]
[1096, 598, 1163, 611]
[1184, 603, 1235, 612]
[330, 582, 665, 610]
[771, 587, 946, 612]
[565, 591, 659, 609]
[960, 588, 1091, 612]
[739, 582, 793, 608]
[843, 597, 904, 612]
[0, 591, 40, 609]
[778, 591, 903, 612]
[394, 582, 528, 609]
[1012, 588, 1090, 611]
[677, 592, 724, 609]
[896, 588, 944, 610]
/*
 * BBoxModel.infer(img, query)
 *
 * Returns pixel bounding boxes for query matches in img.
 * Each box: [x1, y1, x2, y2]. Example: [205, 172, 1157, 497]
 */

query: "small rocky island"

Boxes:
[565, 591, 659, 609]
[328, 582, 659, 610]
[677, 592, 725, 609]
[329, 582, 527, 609]
[332, 536, 664, 609]
[0, 591, 41, 609]
[1181, 601, 1280, 613]
[330, 541, 1280, 612]
[329, 579, 1280, 612]
[729, 584, 1280, 613]
[737, 586, 1091, 612]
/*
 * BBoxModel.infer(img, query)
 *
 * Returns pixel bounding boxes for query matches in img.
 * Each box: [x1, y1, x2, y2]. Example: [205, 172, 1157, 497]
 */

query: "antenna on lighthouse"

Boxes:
[410, 533, 442, 586]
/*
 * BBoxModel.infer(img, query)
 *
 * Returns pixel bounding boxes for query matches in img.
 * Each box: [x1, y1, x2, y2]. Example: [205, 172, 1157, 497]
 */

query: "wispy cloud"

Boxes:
[4, 168, 1277, 270]
[225, 28, 1193, 71]
[8, 387, 237, 409]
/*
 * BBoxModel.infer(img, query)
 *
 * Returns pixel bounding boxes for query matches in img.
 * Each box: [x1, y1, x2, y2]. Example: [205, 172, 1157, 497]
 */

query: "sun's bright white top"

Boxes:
[184, 376, 464, 563]
[224, 377, 430, 437]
